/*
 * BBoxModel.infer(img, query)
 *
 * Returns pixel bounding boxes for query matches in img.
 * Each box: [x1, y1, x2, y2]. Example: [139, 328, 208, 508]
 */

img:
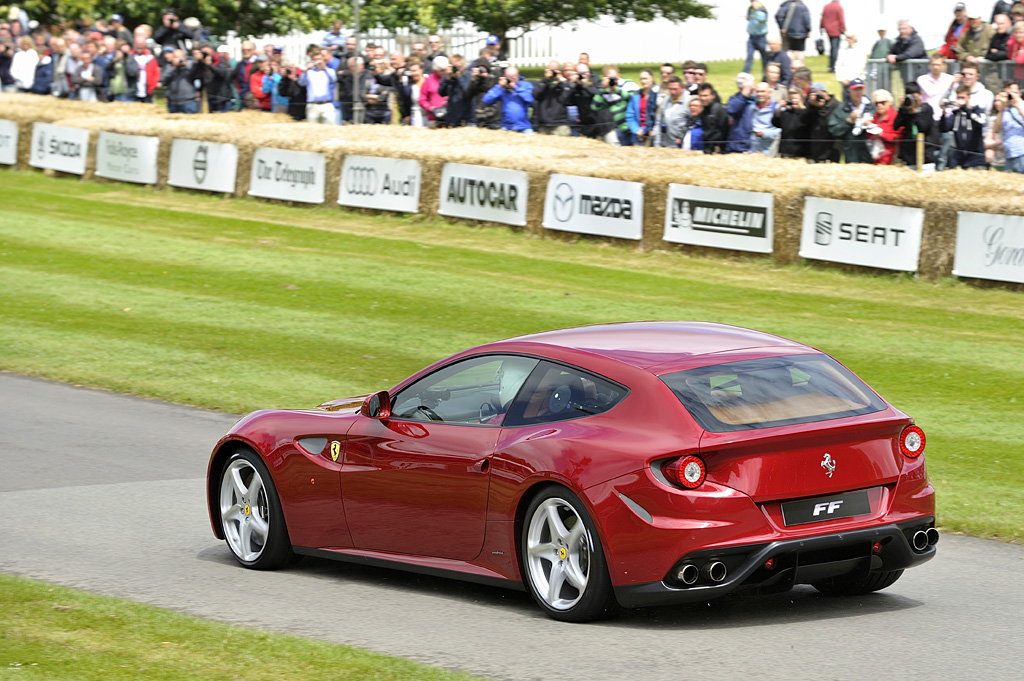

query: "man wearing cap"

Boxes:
[109, 14, 132, 44]
[801, 82, 841, 162]
[486, 35, 507, 61]
[955, 10, 994, 62]
[828, 78, 874, 163]
[939, 4, 970, 60]
[725, 72, 757, 153]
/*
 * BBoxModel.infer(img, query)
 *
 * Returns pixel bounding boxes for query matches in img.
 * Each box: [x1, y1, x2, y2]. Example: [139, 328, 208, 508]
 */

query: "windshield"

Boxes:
[660, 354, 887, 432]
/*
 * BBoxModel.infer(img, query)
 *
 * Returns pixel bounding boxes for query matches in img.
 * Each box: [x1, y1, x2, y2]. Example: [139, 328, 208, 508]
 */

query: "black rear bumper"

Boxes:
[613, 518, 936, 608]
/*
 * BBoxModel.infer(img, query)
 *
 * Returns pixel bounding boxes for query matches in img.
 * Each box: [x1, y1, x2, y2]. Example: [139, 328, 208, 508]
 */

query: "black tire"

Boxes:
[520, 487, 615, 622]
[812, 569, 904, 596]
[217, 448, 295, 570]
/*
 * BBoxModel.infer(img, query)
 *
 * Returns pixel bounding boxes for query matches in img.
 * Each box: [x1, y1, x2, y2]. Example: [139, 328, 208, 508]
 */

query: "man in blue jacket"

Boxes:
[777, 0, 812, 62]
[726, 73, 757, 153]
[745, 1, 770, 75]
[483, 66, 535, 133]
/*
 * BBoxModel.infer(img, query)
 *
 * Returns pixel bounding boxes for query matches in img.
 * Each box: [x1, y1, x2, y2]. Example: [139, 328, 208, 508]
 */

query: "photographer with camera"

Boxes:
[437, 55, 470, 127]
[190, 44, 232, 113]
[70, 50, 101, 101]
[0, 39, 16, 93]
[277, 60, 308, 121]
[772, 87, 809, 158]
[466, 49, 503, 130]
[940, 83, 988, 169]
[160, 48, 200, 113]
[481, 65, 534, 133]
[567, 62, 617, 143]
[362, 47, 394, 124]
[893, 82, 939, 168]
[298, 50, 336, 124]
[592, 66, 635, 145]
[155, 10, 190, 52]
[991, 81, 1024, 172]
[533, 59, 572, 135]
[827, 78, 873, 163]
[417, 55, 448, 127]
[800, 82, 841, 162]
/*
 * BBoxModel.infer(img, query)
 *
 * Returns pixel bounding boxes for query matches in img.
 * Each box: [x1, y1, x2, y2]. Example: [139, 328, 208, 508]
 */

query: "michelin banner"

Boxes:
[337, 155, 421, 212]
[800, 197, 923, 272]
[542, 173, 644, 240]
[663, 184, 774, 253]
[169, 139, 239, 194]
[29, 122, 89, 175]
[249, 147, 326, 204]
[0, 119, 17, 165]
[95, 131, 159, 184]
[953, 212, 1024, 284]
[438, 163, 528, 226]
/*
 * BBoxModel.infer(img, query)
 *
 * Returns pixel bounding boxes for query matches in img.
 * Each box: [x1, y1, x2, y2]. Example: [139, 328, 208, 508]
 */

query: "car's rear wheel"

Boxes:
[812, 569, 904, 596]
[521, 487, 614, 622]
[218, 449, 293, 569]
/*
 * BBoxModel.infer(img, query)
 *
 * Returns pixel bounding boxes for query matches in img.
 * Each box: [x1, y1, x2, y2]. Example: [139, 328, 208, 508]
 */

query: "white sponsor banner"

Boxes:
[542, 173, 644, 240]
[800, 197, 923, 272]
[168, 139, 239, 194]
[663, 184, 774, 254]
[954, 212, 1024, 284]
[95, 131, 159, 184]
[249, 147, 326, 204]
[0, 119, 17, 165]
[438, 163, 528, 226]
[338, 155, 421, 212]
[29, 122, 89, 175]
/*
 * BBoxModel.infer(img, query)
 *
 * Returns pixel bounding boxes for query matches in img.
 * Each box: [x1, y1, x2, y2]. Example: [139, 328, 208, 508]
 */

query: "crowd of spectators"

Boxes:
[3, 2, 1024, 172]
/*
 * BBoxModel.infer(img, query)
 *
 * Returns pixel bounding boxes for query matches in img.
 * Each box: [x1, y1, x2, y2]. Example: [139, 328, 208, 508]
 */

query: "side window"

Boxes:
[504, 361, 628, 427]
[391, 355, 539, 426]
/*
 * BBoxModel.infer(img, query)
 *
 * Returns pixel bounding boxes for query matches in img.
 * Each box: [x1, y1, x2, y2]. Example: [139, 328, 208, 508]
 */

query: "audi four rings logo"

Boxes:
[552, 182, 575, 222]
[345, 166, 379, 195]
[815, 212, 833, 246]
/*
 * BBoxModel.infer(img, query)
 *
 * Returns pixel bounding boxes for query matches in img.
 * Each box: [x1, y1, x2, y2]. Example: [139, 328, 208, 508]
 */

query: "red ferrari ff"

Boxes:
[207, 322, 936, 621]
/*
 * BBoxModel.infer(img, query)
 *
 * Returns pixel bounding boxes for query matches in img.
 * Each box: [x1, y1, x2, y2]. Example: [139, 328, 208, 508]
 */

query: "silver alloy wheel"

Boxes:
[526, 497, 592, 611]
[220, 458, 271, 563]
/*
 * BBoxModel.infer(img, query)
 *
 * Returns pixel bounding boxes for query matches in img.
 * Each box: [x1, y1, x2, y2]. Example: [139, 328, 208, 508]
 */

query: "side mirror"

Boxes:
[361, 390, 392, 419]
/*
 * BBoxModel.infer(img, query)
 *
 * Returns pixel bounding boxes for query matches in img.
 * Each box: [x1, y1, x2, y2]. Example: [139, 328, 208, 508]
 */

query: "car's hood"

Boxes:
[316, 393, 371, 412]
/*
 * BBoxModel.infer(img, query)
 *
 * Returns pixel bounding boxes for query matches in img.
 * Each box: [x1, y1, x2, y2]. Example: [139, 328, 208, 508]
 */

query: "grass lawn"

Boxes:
[0, 573, 484, 681]
[0, 169, 1021, 542]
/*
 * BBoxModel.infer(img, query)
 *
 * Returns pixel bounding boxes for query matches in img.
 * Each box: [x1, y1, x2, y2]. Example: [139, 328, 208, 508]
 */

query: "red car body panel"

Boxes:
[207, 322, 936, 604]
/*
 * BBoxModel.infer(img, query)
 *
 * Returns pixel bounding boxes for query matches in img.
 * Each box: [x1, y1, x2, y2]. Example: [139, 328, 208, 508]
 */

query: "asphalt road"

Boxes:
[1, 372, 1022, 681]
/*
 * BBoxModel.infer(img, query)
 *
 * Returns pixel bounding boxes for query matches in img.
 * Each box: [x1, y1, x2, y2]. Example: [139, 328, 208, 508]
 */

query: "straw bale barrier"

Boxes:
[3, 93, 1023, 284]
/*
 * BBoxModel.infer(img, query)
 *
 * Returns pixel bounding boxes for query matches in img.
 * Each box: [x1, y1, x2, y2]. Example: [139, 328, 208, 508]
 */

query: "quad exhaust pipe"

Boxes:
[677, 564, 699, 585]
[926, 528, 940, 546]
[675, 561, 727, 586]
[912, 528, 939, 552]
[702, 561, 728, 583]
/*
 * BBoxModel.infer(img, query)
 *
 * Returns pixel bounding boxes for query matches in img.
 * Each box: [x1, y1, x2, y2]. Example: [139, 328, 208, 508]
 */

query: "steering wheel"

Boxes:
[414, 405, 443, 422]
[479, 401, 496, 423]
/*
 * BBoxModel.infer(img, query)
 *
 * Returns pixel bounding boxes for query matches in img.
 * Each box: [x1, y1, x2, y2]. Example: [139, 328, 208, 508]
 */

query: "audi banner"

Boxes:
[248, 147, 326, 204]
[438, 163, 528, 227]
[29, 122, 89, 175]
[954, 212, 1024, 284]
[95, 131, 159, 185]
[800, 197, 923, 272]
[542, 174, 644, 241]
[338, 155, 421, 213]
[0, 119, 16, 166]
[663, 184, 774, 254]
[169, 139, 239, 194]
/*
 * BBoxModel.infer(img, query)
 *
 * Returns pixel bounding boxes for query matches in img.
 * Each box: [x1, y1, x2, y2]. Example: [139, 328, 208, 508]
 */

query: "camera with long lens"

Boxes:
[488, 59, 510, 78]
[902, 95, 915, 109]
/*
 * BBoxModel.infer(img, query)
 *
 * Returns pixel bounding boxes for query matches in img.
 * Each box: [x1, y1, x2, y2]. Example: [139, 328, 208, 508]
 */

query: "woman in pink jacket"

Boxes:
[418, 56, 449, 126]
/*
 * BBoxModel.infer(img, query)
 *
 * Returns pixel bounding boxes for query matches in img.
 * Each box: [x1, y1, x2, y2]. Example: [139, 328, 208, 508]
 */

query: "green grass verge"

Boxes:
[0, 169, 1021, 543]
[0, 573, 484, 681]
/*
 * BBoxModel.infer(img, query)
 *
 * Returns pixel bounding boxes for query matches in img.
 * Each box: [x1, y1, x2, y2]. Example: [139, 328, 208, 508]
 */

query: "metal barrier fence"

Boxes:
[866, 58, 1023, 96]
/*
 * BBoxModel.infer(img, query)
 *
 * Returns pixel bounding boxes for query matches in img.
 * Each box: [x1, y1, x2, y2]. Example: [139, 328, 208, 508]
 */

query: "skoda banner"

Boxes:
[338, 155, 421, 212]
[663, 184, 774, 253]
[542, 173, 644, 240]
[438, 163, 528, 226]
[249, 147, 326, 204]
[95, 131, 159, 184]
[0, 119, 17, 165]
[29, 122, 89, 175]
[800, 197, 923, 272]
[953, 212, 1024, 284]
[169, 139, 238, 194]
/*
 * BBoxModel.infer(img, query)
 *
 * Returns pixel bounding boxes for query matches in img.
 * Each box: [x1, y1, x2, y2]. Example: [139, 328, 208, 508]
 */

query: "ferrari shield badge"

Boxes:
[330, 441, 341, 462]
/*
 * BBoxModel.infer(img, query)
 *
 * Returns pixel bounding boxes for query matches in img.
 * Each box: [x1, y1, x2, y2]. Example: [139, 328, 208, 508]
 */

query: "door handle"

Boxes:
[470, 458, 490, 473]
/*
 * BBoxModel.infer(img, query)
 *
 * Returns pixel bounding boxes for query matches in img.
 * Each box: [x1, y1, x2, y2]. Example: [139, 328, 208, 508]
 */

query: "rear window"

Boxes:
[660, 354, 886, 432]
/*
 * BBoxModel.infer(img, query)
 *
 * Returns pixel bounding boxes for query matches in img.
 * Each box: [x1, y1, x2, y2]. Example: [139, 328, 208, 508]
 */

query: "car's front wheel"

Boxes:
[812, 569, 904, 596]
[521, 487, 614, 622]
[218, 448, 293, 569]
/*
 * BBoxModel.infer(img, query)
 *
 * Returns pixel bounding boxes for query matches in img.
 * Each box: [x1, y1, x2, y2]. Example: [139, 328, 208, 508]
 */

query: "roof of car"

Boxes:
[504, 321, 807, 370]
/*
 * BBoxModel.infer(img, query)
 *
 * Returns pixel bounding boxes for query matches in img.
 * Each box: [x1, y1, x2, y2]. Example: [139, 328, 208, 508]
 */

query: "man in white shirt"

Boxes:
[299, 51, 337, 124]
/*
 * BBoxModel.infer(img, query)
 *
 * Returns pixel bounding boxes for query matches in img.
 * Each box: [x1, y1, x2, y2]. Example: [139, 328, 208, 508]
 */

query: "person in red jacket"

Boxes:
[866, 89, 904, 165]
[249, 56, 273, 111]
[939, 3, 970, 60]
[819, 0, 846, 73]
[131, 36, 160, 103]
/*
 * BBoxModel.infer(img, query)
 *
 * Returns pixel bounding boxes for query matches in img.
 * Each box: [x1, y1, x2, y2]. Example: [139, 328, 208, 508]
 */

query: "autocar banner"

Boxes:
[29, 122, 89, 175]
[337, 155, 421, 213]
[438, 163, 528, 227]
[663, 184, 774, 253]
[800, 197, 923, 272]
[0, 119, 17, 165]
[95, 131, 159, 185]
[542, 173, 644, 240]
[169, 139, 238, 194]
[954, 212, 1024, 284]
[248, 147, 326, 204]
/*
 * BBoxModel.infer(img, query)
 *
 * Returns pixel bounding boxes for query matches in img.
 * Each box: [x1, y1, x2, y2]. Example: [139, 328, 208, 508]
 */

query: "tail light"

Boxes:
[664, 455, 706, 489]
[899, 425, 926, 458]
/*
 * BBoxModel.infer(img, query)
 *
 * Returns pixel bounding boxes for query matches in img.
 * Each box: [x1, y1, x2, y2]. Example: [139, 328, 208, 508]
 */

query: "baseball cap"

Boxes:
[432, 55, 450, 70]
[272, 44, 283, 52]
[486, 34, 499, 45]
[809, 81, 827, 93]
[849, 78, 865, 89]
[954, 2, 966, 10]
[217, 45, 231, 54]
[111, 13, 124, 22]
